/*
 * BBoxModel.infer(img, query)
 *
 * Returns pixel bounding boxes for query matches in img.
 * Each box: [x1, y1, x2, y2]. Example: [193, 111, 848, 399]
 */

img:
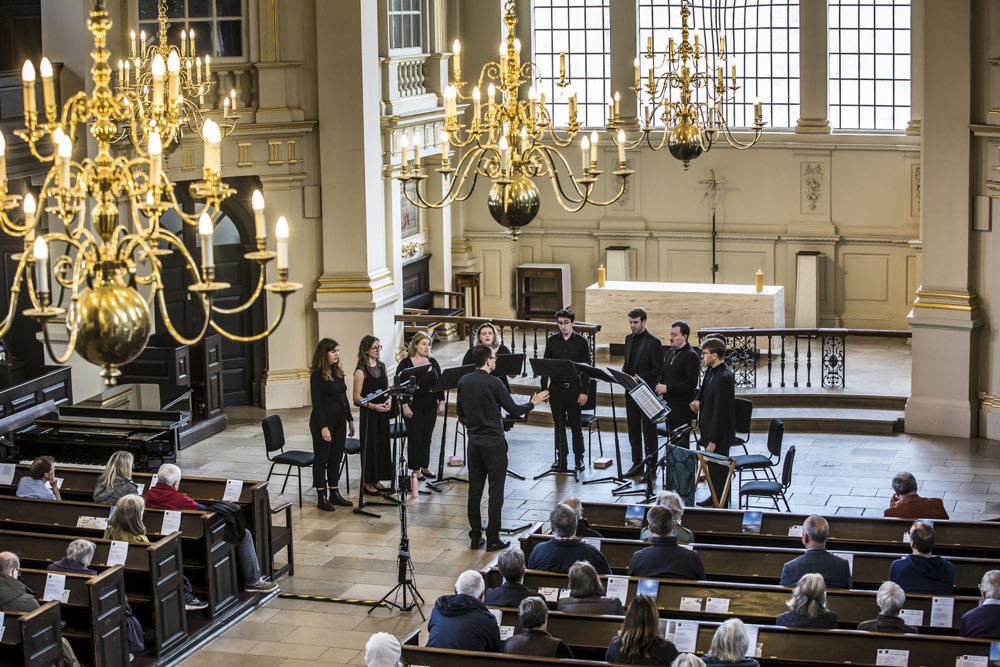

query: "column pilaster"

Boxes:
[795, 0, 831, 133]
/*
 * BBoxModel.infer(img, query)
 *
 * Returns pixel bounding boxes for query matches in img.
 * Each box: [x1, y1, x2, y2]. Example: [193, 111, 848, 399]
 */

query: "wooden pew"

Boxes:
[0, 529, 187, 658]
[0, 601, 63, 667]
[579, 501, 1000, 558]
[19, 566, 129, 666]
[483, 568, 979, 635]
[0, 495, 239, 618]
[400, 628, 606, 667]
[520, 531, 1000, 596]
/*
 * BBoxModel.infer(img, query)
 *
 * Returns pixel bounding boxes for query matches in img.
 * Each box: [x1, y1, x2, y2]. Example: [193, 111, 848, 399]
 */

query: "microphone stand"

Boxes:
[353, 386, 402, 518]
[613, 424, 693, 504]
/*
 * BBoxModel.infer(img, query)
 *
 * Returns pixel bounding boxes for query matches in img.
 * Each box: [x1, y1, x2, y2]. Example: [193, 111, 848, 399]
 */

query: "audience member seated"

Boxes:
[701, 619, 760, 667]
[856, 581, 917, 634]
[628, 506, 705, 580]
[778, 515, 852, 589]
[883, 472, 949, 520]
[484, 547, 543, 607]
[888, 521, 955, 595]
[364, 632, 401, 667]
[526, 503, 611, 574]
[104, 494, 209, 611]
[145, 464, 277, 594]
[15, 456, 61, 501]
[640, 491, 694, 545]
[93, 451, 140, 505]
[673, 656, 706, 667]
[427, 570, 501, 652]
[605, 595, 679, 665]
[557, 561, 626, 615]
[775, 573, 838, 629]
[561, 496, 604, 538]
[960, 570, 1000, 639]
[503, 597, 575, 658]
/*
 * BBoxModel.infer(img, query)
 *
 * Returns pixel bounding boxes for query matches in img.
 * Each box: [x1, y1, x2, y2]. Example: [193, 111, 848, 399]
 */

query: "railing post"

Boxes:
[766, 336, 774, 388]
[780, 335, 787, 388]
[822, 331, 847, 388]
[793, 336, 800, 388]
[806, 336, 813, 388]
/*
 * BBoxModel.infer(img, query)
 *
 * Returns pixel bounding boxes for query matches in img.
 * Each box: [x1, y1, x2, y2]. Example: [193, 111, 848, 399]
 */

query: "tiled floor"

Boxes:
[177, 336, 999, 666]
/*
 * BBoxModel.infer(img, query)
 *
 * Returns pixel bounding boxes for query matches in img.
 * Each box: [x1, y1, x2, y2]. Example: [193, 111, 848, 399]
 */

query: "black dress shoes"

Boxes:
[574, 457, 586, 472]
[485, 539, 510, 552]
[470, 534, 486, 549]
[624, 462, 645, 478]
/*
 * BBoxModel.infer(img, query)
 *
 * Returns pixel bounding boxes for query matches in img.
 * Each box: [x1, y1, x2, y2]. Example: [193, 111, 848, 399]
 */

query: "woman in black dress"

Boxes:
[353, 335, 393, 494]
[309, 338, 354, 511]
[461, 322, 512, 390]
[395, 331, 444, 483]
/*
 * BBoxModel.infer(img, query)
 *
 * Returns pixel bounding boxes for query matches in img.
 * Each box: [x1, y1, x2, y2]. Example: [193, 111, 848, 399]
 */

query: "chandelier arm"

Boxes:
[211, 269, 266, 314]
[0, 261, 29, 339]
[401, 145, 486, 209]
[580, 175, 630, 208]
[39, 315, 80, 366]
[208, 295, 291, 344]
[155, 289, 214, 346]
[535, 146, 590, 205]
[718, 125, 764, 150]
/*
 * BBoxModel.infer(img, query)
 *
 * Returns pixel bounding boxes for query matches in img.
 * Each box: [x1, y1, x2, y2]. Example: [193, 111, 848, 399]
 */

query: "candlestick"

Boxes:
[590, 131, 598, 165]
[39, 58, 55, 112]
[755, 269, 764, 293]
[400, 133, 409, 169]
[275, 216, 289, 270]
[472, 86, 481, 121]
[617, 129, 626, 164]
[148, 131, 162, 190]
[597, 264, 606, 288]
[167, 51, 180, 102]
[198, 212, 214, 270]
[33, 237, 49, 294]
[21, 60, 35, 117]
[57, 135, 72, 189]
[151, 54, 165, 107]
[559, 51, 566, 80]
[580, 135, 589, 172]
[251, 190, 266, 239]
[202, 118, 221, 174]
[452, 39, 461, 80]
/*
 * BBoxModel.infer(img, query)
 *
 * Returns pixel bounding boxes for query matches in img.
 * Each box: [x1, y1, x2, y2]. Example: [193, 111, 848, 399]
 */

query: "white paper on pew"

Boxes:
[679, 597, 702, 612]
[0, 463, 15, 485]
[930, 597, 954, 627]
[147, 475, 158, 492]
[744, 625, 760, 657]
[490, 609, 503, 625]
[899, 609, 924, 627]
[76, 516, 108, 530]
[659, 619, 675, 642]
[581, 537, 601, 551]
[161, 510, 182, 534]
[223, 479, 243, 502]
[958, 656, 987, 667]
[42, 573, 66, 602]
[902, 532, 911, 543]
[559, 588, 570, 600]
[875, 648, 909, 666]
[499, 625, 515, 641]
[672, 621, 699, 653]
[705, 597, 730, 614]
[136, 484, 145, 496]
[61, 589, 70, 603]
[43, 477, 64, 490]
[107, 540, 129, 566]
[831, 551, 854, 573]
[0, 612, 4, 641]
[606, 576, 629, 604]
[538, 587, 560, 603]
[787, 525, 803, 537]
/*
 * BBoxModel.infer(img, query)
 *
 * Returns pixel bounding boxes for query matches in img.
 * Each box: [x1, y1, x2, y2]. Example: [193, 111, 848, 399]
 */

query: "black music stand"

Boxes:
[353, 387, 401, 518]
[609, 367, 671, 502]
[493, 353, 528, 480]
[575, 364, 630, 491]
[396, 363, 434, 496]
[528, 357, 581, 482]
[425, 364, 475, 493]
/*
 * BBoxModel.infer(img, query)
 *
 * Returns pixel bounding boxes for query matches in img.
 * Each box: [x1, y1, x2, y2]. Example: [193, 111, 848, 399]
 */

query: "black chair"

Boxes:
[579, 381, 602, 460]
[731, 397, 753, 455]
[739, 445, 795, 512]
[732, 418, 784, 488]
[340, 437, 361, 492]
[262, 415, 314, 508]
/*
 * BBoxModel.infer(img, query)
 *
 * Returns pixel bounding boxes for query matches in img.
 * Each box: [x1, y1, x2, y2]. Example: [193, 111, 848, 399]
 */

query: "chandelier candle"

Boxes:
[148, 131, 162, 189]
[275, 216, 289, 270]
[167, 52, 180, 102]
[21, 60, 35, 117]
[22, 193, 35, 240]
[0, 131, 6, 186]
[151, 54, 165, 108]
[57, 136, 72, 189]
[202, 118, 221, 174]
[39, 58, 55, 114]
[252, 190, 266, 239]
[198, 213, 214, 270]
[32, 237, 48, 294]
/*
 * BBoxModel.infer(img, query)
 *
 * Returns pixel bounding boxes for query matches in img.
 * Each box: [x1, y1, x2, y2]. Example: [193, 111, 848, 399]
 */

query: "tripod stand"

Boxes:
[353, 386, 401, 518]
[576, 364, 630, 491]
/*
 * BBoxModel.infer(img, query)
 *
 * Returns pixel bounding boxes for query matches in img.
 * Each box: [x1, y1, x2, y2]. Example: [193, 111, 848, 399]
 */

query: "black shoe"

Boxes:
[551, 460, 568, 471]
[421, 469, 436, 480]
[574, 457, 586, 472]
[486, 539, 510, 552]
[329, 489, 353, 507]
[184, 591, 208, 611]
[696, 497, 715, 508]
[470, 534, 485, 549]
[316, 489, 335, 512]
[624, 462, 645, 478]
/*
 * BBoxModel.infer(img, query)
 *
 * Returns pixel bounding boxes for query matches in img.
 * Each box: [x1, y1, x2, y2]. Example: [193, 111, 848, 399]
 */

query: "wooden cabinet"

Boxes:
[516, 263, 572, 320]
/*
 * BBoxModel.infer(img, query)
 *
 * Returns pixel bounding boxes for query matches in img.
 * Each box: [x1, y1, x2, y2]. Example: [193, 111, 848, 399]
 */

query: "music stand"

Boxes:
[493, 353, 528, 481]
[528, 357, 581, 482]
[396, 363, 434, 496]
[353, 386, 401, 518]
[574, 363, 629, 491]
[425, 364, 475, 493]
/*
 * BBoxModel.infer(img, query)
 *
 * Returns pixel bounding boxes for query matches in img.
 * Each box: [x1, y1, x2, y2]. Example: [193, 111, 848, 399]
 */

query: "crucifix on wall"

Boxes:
[699, 169, 727, 284]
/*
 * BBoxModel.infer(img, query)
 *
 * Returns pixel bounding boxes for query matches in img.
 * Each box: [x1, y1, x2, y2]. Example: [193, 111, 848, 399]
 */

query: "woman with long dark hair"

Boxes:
[605, 595, 679, 665]
[353, 335, 393, 494]
[309, 337, 355, 511]
[395, 331, 444, 483]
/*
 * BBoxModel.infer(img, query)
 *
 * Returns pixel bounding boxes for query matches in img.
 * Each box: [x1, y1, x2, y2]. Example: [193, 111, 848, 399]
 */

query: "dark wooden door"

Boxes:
[0, 0, 41, 72]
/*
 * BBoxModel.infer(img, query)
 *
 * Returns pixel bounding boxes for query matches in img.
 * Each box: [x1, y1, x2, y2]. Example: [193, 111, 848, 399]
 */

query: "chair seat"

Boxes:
[732, 454, 773, 470]
[580, 415, 599, 427]
[389, 423, 408, 438]
[740, 480, 783, 495]
[272, 450, 314, 467]
[344, 438, 361, 455]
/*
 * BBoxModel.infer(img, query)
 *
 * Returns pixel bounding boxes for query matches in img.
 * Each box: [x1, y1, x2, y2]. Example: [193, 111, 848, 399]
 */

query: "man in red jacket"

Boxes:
[883, 472, 950, 520]
[147, 464, 278, 593]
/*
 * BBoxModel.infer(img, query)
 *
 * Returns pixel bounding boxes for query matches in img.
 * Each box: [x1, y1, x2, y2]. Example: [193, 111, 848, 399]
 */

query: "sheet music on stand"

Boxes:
[628, 383, 670, 424]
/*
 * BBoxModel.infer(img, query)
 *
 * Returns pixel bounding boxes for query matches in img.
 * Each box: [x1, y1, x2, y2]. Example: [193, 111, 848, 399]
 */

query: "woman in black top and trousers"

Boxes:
[309, 338, 355, 511]
[353, 335, 393, 494]
[396, 331, 444, 482]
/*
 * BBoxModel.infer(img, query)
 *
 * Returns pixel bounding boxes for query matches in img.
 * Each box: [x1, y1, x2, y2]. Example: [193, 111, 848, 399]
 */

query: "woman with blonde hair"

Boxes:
[395, 331, 444, 481]
[605, 595, 679, 665]
[640, 490, 694, 544]
[104, 494, 149, 543]
[702, 618, 760, 666]
[354, 335, 393, 494]
[776, 573, 839, 628]
[462, 323, 512, 389]
[93, 451, 138, 506]
[309, 337, 355, 511]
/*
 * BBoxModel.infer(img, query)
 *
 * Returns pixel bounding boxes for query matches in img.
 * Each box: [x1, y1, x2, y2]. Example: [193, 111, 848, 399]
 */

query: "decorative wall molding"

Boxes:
[802, 162, 824, 212]
[911, 163, 922, 217]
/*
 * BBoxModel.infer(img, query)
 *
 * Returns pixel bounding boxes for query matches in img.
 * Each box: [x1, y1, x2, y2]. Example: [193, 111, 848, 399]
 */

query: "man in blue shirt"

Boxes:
[889, 521, 955, 595]
[15, 456, 61, 501]
[526, 504, 611, 574]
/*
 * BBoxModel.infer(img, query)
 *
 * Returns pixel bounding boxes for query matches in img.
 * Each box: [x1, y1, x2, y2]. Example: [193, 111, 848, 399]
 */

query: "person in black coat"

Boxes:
[778, 515, 853, 590]
[309, 338, 355, 511]
[503, 597, 575, 659]
[484, 547, 544, 608]
[396, 331, 444, 482]
[655, 320, 701, 448]
[526, 504, 611, 574]
[622, 307, 664, 477]
[627, 506, 705, 581]
[462, 323, 512, 390]
[543, 309, 593, 471]
[775, 573, 839, 629]
[428, 570, 501, 652]
[691, 337, 735, 506]
[605, 595, 679, 665]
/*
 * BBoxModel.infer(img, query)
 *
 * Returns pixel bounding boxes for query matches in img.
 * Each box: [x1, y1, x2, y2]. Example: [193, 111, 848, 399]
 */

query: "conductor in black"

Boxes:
[622, 307, 664, 477]
[543, 309, 592, 472]
[654, 320, 701, 447]
[458, 344, 549, 551]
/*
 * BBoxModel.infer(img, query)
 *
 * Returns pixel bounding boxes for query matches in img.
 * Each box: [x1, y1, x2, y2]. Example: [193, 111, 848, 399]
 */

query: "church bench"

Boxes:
[519, 531, 999, 595]
[0, 601, 64, 667]
[0, 495, 239, 619]
[399, 630, 606, 667]
[580, 501, 1000, 558]
[484, 568, 979, 635]
[19, 566, 129, 666]
[0, 529, 187, 658]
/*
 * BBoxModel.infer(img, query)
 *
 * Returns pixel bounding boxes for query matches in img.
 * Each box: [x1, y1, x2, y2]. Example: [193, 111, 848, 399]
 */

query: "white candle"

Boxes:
[580, 135, 589, 172]
[57, 135, 72, 189]
[124, 60, 131, 86]
[614, 91, 620, 119]
[33, 237, 48, 294]
[412, 132, 422, 167]
[528, 86, 536, 119]
[148, 131, 162, 190]
[185, 58, 192, 84]
[251, 190, 266, 239]
[488, 83, 496, 109]
[201, 118, 221, 174]
[130, 30, 137, 58]
[198, 212, 214, 269]
[23, 193, 36, 236]
[39, 58, 55, 111]
[452, 39, 461, 79]
[590, 130, 598, 165]
[472, 86, 481, 121]
[21, 60, 35, 115]
[617, 129, 626, 164]
[151, 54, 165, 107]
[230, 89, 237, 111]
[180, 29, 187, 57]
[498, 135, 509, 172]
[275, 216, 289, 270]
[0, 130, 6, 186]
[140, 30, 147, 56]
[117, 59, 124, 88]
[440, 130, 450, 168]
[167, 51, 180, 102]
[399, 133, 409, 169]
[204, 55, 211, 82]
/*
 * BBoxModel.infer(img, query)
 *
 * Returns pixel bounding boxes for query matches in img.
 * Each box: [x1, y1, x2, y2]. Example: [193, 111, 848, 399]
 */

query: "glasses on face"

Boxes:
[370, 344, 382, 350]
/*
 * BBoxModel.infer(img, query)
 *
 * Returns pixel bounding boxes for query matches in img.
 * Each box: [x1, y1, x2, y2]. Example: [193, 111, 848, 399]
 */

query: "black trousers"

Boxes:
[467, 442, 507, 542]
[550, 389, 584, 462]
[625, 394, 659, 465]
[405, 403, 437, 470]
[310, 414, 346, 489]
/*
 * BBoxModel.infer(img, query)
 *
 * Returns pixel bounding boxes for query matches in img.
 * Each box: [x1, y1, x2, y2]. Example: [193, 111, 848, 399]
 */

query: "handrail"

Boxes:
[395, 313, 601, 335]
[699, 327, 911, 338]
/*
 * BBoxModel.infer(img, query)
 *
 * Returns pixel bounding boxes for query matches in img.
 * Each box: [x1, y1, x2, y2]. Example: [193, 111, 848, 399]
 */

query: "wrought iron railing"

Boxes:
[698, 327, 912, 389]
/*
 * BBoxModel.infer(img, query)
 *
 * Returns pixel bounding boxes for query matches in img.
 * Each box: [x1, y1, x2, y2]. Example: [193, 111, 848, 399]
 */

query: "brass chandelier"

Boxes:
[0, 0, 301, 384]
[394, 0, 634, 239]
[614, 1, 765, 169]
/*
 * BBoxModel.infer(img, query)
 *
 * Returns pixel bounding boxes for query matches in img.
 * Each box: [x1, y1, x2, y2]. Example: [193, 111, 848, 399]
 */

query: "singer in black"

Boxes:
[543, 309, 592, 471]
[396, 331, 444, 484]
[461, 322, 511, 390]
[309, 338, 355, 511]
[458, 344, 549, 551]
[353, 335, 393, 495]
[654, 320, 701, 448]
[622, 307, 663, 477]
[691, 337, 736, 507]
